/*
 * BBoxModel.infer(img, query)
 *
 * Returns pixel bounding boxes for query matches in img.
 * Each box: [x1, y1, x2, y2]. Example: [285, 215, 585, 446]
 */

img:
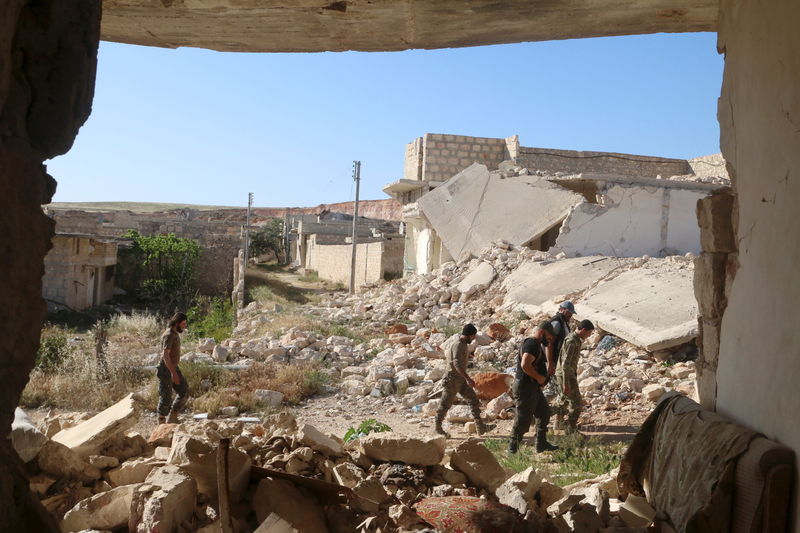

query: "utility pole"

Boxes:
[243, 192, 253, 266]
[349, 161, 361, 294]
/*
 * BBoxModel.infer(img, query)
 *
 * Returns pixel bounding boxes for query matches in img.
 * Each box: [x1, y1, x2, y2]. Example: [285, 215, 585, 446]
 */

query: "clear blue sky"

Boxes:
[48, 32, 723, 208]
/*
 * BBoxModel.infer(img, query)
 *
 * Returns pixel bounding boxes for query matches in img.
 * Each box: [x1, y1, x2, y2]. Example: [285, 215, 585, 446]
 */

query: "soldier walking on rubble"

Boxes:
[554, 319, 595, 433]
[546, 301, 576, 376]
[157, 312, 189, 424]
[435, 324, 495, 438]
[508, 321, 559, 454]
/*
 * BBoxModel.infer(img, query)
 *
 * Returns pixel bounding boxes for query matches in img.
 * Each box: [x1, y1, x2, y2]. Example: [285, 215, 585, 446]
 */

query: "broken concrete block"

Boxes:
[37, 440, 89, 479]
[147, 423, 177, 447]
[352, 478, 392, 513]
[52, 394, 139, 458]
[472, 372, 512, 399]
[167, 433, 251, 503]
[430, 465, 469, 487]
[360, 433, 445, 466]
[102, 432, 148, 462]
[132, 465, 197, 533]
[563, 503, 604, 532]
[332, 462, 364, 489]
[538, 480, 567, 509]
[389, 503, 423, 529]
[253, 477, 329, 533]
[487, 392, 514, 418]
[583, 485, 611, 525]
[60, 483, 139, 533]
[449, 439, 507, 491]
[212, 344, 230, 362]
[196, 337, 216, 354]
[696, 188, 735, 253]
[496, 485, 531, 515]
[297, 424, 343, 456]
[547, 493, 585, 517]
[88, 455, 119, 470]
[496, 466, 542, 502]
[106, 456, 164, 486]
[619, 494, 656, 528]
[456, 261, 497, 297]
[446, 404, 474, 423]
[642, 384, 666, 402]
[487, 323, 512, 341]
[254, 389, 284, 406]
[11, 407, 49, 462]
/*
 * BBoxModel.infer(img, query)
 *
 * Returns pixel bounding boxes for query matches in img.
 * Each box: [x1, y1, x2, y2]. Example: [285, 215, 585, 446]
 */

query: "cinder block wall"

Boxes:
[517, 147, 691, 178]
[420, 133, 509, 182]
[305, 238, 392, 288]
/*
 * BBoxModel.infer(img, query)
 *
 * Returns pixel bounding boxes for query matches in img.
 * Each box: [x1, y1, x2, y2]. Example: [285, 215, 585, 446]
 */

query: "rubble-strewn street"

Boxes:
[17, 240, 701, 532]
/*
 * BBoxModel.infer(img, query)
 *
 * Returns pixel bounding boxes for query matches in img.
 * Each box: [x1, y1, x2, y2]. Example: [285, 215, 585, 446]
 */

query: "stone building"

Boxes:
[42, 233, 117, 311]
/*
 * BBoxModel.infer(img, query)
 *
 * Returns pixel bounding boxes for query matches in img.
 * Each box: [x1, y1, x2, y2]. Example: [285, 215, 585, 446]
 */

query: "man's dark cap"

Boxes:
[462, 324, 477, 336]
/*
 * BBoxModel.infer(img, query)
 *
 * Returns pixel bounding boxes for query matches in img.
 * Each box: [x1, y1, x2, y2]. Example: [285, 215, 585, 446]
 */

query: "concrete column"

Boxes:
[0, 2, 101, 530]
[716, 0, 800, 527]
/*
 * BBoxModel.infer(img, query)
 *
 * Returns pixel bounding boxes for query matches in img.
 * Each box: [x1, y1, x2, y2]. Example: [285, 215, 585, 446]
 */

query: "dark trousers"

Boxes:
[511, 380, 550, 441]
[157, 363, 188, 417]
[436, 372, 482, 424]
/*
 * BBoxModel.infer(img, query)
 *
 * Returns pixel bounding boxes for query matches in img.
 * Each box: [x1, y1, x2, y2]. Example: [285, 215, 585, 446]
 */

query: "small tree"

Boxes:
[122, 230, 201, 312]
[249, 218, 285, 262]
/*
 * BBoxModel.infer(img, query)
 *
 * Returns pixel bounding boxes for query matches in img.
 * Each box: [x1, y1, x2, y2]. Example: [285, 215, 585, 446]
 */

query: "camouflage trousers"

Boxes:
[553, 371, 582, 430]
[435, 372, 482, 425]
[157, 363, 189, 417]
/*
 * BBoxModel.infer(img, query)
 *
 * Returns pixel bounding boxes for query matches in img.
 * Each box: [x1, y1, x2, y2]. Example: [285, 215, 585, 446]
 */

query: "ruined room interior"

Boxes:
[0, 0, 797, 531]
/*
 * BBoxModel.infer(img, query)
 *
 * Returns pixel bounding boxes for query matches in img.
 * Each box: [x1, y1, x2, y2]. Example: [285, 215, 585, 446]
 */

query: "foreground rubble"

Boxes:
[16, 398, 661, 532]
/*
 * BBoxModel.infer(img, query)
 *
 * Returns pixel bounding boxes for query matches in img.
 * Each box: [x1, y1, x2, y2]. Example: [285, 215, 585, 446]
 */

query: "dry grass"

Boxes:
[107, 311, 163, 340]
[192, 361, 331, 415]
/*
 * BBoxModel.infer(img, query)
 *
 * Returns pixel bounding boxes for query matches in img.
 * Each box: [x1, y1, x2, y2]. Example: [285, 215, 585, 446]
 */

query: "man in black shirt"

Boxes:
[546, 300, 575, 376]
[508, 321, 559, 454]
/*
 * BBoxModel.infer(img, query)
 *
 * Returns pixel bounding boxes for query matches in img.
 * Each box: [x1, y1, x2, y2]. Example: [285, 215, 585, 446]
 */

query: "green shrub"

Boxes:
[36, 331, 74, 372]
[187, 297, 234, 342]
[343, 419, 392, 443]
[298, 270, 320, 283]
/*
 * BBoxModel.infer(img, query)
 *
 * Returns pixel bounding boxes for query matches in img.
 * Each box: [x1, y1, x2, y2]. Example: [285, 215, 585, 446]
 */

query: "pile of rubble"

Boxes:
[189, 242, 697, 428]
[13, 396, 662, 532]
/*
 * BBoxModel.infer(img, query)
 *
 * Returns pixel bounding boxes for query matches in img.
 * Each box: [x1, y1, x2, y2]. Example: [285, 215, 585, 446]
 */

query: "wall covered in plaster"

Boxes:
[553, 184, 712, 258]
[715, 0, 800, 528]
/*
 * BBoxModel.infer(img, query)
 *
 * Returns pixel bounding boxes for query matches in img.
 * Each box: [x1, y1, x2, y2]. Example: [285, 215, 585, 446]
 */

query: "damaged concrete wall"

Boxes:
[713, 0, 800, 528]
[417, 163, 583, 260]
[42, 236, 117, 311]
[553, 182, 714, 258]
[0, 2, 101, 531]
[516, 147, 691, 177]
[305, 236, 404, 289]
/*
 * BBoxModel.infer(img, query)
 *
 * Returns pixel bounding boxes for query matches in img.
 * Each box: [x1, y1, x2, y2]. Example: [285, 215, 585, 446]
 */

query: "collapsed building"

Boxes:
[384, 133, 729, 275]
[2, 1, 800, 532]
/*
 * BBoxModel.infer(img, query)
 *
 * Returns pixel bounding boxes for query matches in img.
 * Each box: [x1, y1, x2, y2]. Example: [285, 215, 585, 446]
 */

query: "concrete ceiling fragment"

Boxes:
[416, 163, 584, 259]
[100, 1, 718, 53]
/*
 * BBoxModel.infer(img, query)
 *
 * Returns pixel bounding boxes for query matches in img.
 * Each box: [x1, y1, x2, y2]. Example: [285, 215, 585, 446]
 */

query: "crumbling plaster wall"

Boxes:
[0, 2, 101, 531]
[517, 147, 691, 177]
[553, 183, 710, 257]
[711, 0, 800, 528]
[304, 237, 402, 289]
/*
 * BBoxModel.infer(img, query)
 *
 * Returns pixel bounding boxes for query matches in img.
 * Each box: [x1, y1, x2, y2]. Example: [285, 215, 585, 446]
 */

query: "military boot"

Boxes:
[507, 437, 519, 455]
[535, 430, 559, 453]
[434, 417, 450, 439]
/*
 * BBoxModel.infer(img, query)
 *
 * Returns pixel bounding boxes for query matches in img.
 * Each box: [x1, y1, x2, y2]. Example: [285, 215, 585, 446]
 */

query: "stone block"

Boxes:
[449, 439, 507, 491]
[61, 483, 139, 533]
[167, 433, 251, 502]
[642, 384, 666, 402]
[38, 440, 89, 480]
[147, 423, 177, 447]
[132, 466, 197, 533]
[693, 253, 728, 319]
[254, 389, 284, 406]
[547, 493, 584, 516]
[298, 424, 343, 456]
[496, 466, 542, 501]
[353, 478, 392, 513]
[52, 394, 139, 458]
[696, 189, 735, 253]
[332, 462, 364, 488]
[360, 434, 445, 466]
[619, 494, 655, 528]
[11, 407, 48, 462]
[446, 405, 474, 423]
[106, 456, 164, 486]
[538, 480, 566, 508]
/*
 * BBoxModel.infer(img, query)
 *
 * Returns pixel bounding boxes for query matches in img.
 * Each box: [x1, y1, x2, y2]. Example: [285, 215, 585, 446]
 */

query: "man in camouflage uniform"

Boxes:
[554, 319, 595, 432]
[435, 324, 495, 438]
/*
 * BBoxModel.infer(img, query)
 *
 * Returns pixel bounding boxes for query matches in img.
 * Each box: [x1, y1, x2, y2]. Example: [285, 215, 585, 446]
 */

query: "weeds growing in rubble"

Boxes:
[186, 296, 234, 342]
[485, 434, 627, 486]
[106, 311, 162, 339]
[343, 418, 392, 443]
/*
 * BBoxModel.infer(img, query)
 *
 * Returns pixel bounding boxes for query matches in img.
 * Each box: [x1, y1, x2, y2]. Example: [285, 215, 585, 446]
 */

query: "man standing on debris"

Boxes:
[546, 301, 575, 376]
[435, 324, 495, 438]
[157, 312, 189, 424]
[554, 319, 595, 433]
[509, 321, 559, 454]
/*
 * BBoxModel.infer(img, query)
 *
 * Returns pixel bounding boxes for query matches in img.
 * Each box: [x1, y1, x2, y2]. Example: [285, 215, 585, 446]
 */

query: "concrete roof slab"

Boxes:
[576, 258, 697, 351]
[417, 163, 583, 259]
[502, 256, 631, 316]
[100, 1, 718, 53]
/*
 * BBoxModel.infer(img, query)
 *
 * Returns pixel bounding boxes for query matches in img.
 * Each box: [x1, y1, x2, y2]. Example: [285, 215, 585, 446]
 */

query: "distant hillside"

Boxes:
[49, 198, 403, 221]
